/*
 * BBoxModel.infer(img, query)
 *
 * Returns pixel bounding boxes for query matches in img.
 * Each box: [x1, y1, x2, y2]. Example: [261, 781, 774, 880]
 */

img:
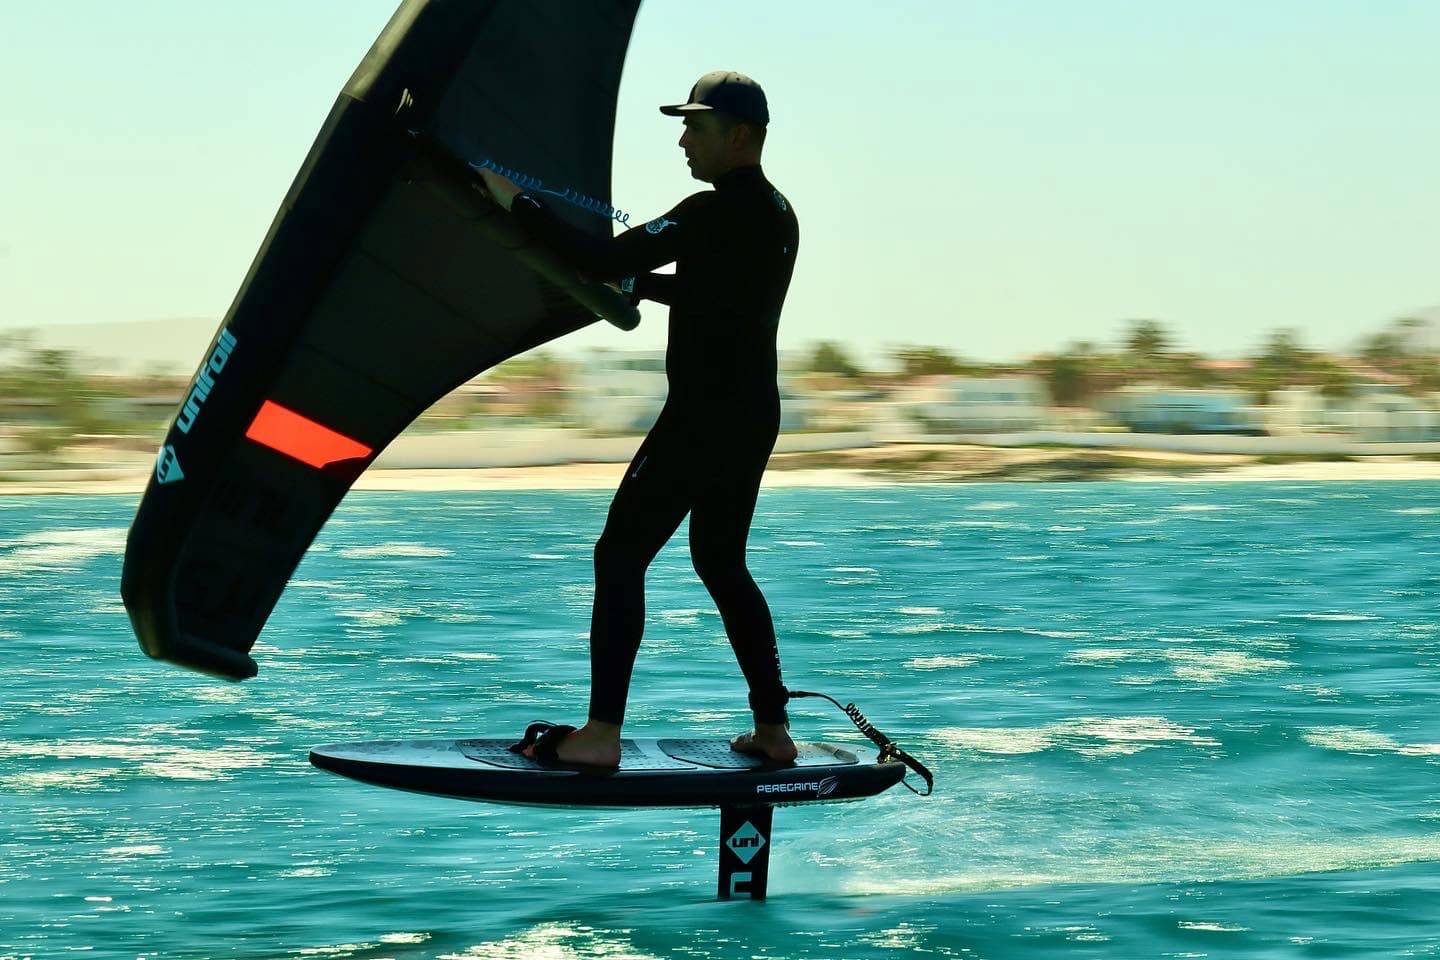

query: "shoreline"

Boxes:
[3, 445, 1440, 495]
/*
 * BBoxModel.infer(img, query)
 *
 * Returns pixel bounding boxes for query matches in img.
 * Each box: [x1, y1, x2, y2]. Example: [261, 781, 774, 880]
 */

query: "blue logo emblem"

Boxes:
[726, 821, 767, 864]
[156, 445, 185, 485]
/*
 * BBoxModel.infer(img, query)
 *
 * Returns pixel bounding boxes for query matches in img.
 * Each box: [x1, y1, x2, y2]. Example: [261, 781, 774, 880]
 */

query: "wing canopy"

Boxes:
[121, 0, 643, 679]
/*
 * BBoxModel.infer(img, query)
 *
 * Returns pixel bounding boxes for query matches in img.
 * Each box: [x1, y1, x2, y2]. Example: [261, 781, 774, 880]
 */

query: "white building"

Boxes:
[899, 376, 1053, 433]
[1266, 385, 1439, 442]
[571, 349, 814, 433]
[1264, 387, 1334, 437]
[571, 350, 668, 434]
[1102, 386, 1264, 435]
[1332, 387, 1439, 442]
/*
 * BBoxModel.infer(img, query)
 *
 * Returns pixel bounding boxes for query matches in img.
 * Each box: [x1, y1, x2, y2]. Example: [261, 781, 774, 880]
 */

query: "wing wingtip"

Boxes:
[137, 631, 260, 682]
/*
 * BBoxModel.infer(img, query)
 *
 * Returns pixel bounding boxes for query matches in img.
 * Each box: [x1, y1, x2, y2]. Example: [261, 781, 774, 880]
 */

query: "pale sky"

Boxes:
[2, 1, 1436, 364]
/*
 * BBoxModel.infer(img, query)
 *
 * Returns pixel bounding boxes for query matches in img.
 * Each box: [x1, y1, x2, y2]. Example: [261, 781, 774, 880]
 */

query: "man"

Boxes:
[480, 71, 800, 767]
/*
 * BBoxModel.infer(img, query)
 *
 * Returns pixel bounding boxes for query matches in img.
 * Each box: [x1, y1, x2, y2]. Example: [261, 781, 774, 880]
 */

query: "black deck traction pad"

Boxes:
[658, 740, 859, 770]
[457, 739, 684, 771]
[455, 738, 861, 772]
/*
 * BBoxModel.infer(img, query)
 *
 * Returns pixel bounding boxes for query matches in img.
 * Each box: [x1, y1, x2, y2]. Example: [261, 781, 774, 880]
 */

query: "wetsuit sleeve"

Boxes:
[631, 273, 678, 305]
[510, 192, 702, 282]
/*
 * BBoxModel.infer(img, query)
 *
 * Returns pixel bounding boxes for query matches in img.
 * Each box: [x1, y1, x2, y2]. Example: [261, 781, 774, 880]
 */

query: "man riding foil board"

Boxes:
[478, 71, 800, 768]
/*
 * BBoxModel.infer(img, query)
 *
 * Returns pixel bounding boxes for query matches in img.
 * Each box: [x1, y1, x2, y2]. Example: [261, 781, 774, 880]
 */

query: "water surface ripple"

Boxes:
[2, 481, 1438, 958]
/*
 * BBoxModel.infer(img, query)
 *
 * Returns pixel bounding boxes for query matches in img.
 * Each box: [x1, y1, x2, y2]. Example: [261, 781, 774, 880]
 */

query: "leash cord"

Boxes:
[788, 690, 934, 796]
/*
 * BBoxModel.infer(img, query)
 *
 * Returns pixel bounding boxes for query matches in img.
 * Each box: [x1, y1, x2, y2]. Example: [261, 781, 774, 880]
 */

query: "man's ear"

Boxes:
[729, 122, 752, 152]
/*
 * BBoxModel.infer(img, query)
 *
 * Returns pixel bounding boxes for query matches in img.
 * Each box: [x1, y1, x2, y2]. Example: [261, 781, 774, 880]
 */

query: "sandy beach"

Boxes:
[2, 445, 1439, 496]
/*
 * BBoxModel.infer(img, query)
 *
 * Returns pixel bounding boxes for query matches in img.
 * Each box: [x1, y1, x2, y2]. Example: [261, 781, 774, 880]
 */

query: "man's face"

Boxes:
[678, 113, 732, 182]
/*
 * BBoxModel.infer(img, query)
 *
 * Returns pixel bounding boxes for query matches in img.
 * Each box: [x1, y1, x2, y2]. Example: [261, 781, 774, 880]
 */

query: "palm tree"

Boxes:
[1041, 350, 1092, 406]
[1125, 319, 1170, 358]
[892, 346, 965, 379]
[810, 341, 862, 379]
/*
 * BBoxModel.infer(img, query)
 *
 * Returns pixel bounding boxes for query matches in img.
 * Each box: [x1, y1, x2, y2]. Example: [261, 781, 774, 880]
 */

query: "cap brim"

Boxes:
[658, 103, 714, 116]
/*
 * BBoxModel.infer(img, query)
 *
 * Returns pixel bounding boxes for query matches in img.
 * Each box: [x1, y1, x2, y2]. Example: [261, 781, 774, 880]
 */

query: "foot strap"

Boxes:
[507, 721, 578, 763]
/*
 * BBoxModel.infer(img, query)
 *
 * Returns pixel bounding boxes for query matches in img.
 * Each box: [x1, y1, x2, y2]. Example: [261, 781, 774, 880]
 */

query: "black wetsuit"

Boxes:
[511, 165, 799, 725]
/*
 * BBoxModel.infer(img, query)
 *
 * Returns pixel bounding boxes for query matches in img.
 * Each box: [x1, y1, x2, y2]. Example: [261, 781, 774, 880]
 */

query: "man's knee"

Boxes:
[594, 529, 651, 581]
[691, 549, 751, 593]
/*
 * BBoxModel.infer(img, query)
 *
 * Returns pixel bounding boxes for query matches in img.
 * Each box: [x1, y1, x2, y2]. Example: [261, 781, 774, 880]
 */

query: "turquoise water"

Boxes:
[3, 481, 1439, 959]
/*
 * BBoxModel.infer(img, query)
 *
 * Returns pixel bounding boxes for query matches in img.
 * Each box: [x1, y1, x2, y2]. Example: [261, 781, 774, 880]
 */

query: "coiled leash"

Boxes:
[788, 690, 935, 796]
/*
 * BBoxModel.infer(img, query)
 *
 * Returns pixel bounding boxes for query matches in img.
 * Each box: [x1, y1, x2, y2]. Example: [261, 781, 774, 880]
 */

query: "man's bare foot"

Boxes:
[525, 719, 622, 767]
[731, 722, 799, 763]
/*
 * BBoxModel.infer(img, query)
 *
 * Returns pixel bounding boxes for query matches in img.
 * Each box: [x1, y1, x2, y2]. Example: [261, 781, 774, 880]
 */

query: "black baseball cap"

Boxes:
[659, 71, 769, 126]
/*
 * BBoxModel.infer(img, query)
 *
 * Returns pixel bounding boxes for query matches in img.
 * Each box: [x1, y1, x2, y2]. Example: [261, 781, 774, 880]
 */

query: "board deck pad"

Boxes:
[311, 736, 905, 808]
[658, 739, 859, 770]
[457, 739, 682, 771]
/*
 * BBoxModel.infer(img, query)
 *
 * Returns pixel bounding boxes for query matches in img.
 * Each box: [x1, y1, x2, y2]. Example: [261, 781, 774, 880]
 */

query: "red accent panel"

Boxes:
[245, 401, 373, 469]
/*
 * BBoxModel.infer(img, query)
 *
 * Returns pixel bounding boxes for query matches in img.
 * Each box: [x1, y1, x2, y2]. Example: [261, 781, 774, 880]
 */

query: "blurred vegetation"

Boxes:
[1025, 318, 1436, 409]
[2, 331, 134, 453]
[1, 315, 1436, 467]
[809, 340, 863, 379]
[790, 317, 1436, 412]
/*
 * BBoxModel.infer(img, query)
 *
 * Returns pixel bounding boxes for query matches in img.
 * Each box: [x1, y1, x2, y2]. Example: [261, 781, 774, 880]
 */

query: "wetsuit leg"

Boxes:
[688, 431, 788, 726]
[586, 414, 691, 725]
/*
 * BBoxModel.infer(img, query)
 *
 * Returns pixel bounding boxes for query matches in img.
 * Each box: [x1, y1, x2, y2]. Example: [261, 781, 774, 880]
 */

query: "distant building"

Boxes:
[784, 371, 881, 433]
[1264, 387, 1333, 436]
[572, 350, 667, 433]
[0, 397, 63, 426]
[572, 349, 814, 433]
[1101, 386, 1264, 435]
[1332, 386, 1439, 442]
[897, 375, 1053, 433]
[1266, 384, 1439, 442]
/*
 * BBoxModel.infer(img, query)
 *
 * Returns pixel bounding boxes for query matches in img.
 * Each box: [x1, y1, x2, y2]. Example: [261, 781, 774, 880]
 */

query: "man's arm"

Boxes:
[479, 168, 693, 282]
[630, 273, 678, 305]
[606, 273, 677, 307]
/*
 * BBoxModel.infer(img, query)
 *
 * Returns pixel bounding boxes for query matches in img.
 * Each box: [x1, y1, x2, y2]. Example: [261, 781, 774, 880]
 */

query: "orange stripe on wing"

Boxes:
[245, 400, 372, 469]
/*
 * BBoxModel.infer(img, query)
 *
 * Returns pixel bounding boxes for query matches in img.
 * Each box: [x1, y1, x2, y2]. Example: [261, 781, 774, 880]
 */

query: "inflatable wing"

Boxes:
[122, 0, 643, 680]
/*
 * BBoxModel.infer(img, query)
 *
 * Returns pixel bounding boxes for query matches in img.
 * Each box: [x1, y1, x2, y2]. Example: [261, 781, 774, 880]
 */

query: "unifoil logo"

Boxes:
[755, 776, 839, 798]
[644, 216, 677, 235]
[175, 327, 238, 434]
[726, 821, 767, 865]
[773, 189, 788, 212]
[155, 445, 185, 485]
